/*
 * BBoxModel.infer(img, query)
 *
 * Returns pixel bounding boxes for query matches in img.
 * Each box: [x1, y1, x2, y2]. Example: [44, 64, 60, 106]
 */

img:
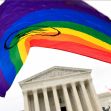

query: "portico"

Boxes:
[19, 66, 102, 111]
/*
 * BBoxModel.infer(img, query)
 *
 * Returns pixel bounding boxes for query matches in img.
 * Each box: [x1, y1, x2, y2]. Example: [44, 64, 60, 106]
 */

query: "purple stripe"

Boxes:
[0, 0, 110, 38]
[0, 70, 9, 97]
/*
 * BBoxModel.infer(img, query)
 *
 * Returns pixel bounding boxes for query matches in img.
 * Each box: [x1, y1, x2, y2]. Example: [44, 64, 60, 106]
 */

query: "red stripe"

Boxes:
[30, 39, 111, 63]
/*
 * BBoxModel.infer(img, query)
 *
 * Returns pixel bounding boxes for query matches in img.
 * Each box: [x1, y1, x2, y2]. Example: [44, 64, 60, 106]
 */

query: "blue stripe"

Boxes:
[3, 8, 111, 41]
[0, 50, 16, 85]
[0, 8, 111, 85]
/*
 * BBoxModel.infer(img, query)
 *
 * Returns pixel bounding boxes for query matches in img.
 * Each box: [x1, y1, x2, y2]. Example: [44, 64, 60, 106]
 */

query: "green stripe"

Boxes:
[9, 45, 23, 74]
[15, 21, 111, 45]
[40, 21, 111, 44]
[9, 21, 111, 72]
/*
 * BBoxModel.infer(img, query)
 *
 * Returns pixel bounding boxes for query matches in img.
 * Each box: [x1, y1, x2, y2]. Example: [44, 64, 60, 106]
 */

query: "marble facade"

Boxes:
[19, 66, 102, 111]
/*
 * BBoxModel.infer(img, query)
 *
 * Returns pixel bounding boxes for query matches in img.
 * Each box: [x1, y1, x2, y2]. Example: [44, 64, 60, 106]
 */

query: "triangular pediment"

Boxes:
[20, 66, 91, 85]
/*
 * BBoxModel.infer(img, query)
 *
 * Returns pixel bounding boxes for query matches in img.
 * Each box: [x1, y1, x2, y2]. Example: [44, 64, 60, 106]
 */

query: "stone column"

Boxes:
[71, 83, 83, 111]
[62, 84, 73, 111]
[80, 81, 93, 111]
[33, 90, 40, 111]
[43, 88, 51, 111]
[87, 80, 102, 111]
[23, 91, 30, 111]
[52, 86, 61, 111]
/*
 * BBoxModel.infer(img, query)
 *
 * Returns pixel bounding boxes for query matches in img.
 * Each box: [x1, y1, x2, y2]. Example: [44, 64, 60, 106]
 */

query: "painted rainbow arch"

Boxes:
[0, 0, 111, 97]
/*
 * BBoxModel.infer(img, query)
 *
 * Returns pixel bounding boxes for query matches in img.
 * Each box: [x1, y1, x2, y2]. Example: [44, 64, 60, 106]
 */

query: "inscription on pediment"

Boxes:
[26, 68, 87, 83]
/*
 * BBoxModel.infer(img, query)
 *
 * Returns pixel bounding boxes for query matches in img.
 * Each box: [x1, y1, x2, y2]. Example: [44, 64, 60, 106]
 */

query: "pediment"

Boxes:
[20, 66, 91, 85]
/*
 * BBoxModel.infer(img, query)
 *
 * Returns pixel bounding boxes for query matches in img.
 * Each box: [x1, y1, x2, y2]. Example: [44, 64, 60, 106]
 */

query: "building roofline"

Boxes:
[19, 66, 91, 86]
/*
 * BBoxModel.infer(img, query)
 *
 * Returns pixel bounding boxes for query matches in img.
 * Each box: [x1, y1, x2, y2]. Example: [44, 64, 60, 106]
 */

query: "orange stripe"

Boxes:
[30, 39, 111, 63]
[24, 33, 110, 53]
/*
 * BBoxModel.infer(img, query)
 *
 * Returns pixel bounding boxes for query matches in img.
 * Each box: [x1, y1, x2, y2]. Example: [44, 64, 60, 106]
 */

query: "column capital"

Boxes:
[22, 90, 28, 95]
[52, 85, 57, 89]
[32, 89, 37, 93]
[71, 82, 76, 86]
[80, 81, 84, 84]
[87, 79, 93, 84]
[71, 82, 74, 84]
[42, 87, 47, 91]
[71, 82, 79, 87]
[79, 81, 84, 88]
[62, 84, 67, 87]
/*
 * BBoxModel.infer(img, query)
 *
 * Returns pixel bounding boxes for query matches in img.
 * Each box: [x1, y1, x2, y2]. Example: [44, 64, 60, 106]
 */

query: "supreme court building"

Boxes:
[19, 66, 103, 111]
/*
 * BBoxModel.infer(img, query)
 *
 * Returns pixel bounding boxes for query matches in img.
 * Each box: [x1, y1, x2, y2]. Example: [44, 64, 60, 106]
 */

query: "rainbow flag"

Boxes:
[0, 0, 111, 97]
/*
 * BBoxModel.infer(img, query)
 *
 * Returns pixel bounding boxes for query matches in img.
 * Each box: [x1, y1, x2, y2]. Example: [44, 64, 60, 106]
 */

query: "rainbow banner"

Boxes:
[0, 0, 111, 97]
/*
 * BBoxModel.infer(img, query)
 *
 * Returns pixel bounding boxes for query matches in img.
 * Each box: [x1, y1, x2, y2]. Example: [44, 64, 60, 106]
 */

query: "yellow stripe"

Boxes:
[17, 38, 27, 63]
[59, 28, 111, 50]
[26, 27, 111, 51]
[17, 27, 60, 62]
[17, 27, 111, 62]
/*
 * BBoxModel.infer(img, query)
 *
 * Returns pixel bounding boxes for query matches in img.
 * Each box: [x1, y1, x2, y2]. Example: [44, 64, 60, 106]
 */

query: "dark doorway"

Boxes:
[61, 107, 67, 111]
